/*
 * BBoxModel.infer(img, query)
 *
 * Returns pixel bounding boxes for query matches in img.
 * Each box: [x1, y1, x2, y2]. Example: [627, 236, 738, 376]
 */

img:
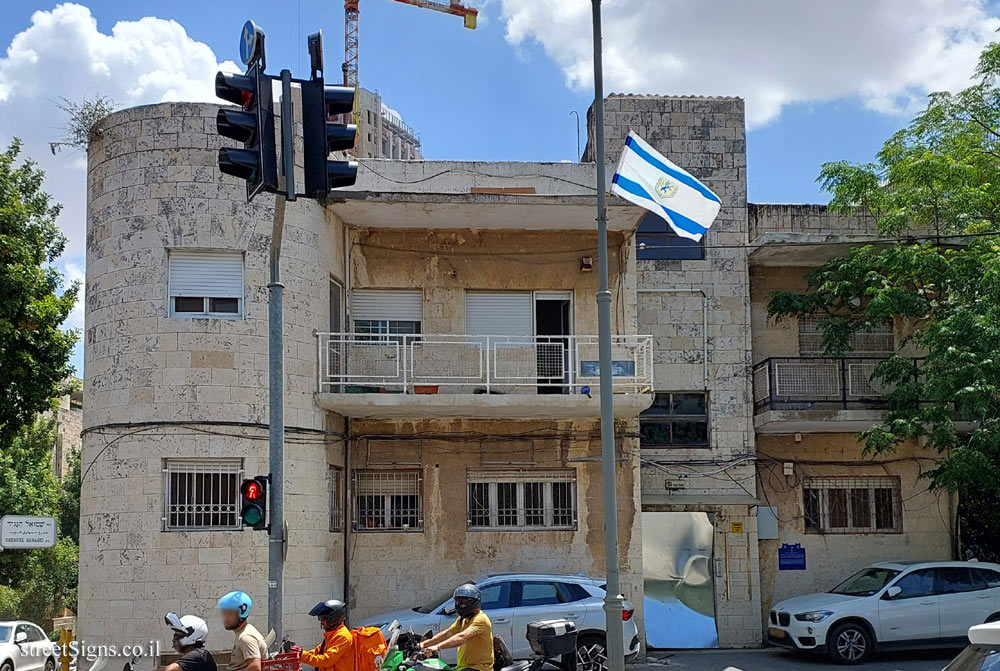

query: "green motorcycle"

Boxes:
[379, 621, 453, 671]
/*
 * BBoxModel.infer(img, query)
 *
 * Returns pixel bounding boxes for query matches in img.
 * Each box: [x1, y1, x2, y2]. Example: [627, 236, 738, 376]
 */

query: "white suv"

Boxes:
[768, 561, 1000, 665]
[357, 573, 641, 669]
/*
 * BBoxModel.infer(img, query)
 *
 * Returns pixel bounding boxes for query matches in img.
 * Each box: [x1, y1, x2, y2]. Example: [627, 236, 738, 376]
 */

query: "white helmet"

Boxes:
[165, 613, 209, 647]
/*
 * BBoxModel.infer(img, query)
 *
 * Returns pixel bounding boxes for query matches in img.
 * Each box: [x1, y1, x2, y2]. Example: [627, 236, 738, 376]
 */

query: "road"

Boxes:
[633, 647, 961, 671]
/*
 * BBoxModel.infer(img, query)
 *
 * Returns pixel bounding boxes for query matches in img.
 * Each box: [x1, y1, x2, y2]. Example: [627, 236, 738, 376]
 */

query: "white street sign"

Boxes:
[0, 515, 57, 549]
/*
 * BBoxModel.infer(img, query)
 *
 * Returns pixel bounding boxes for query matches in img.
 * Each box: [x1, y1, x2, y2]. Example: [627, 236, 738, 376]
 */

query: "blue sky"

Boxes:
[1, 0, 998, 374]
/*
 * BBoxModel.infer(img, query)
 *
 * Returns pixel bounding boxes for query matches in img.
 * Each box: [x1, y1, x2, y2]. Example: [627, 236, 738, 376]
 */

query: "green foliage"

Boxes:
[768, 43, 1000, 557]
[0, 418, 79, 619]
[54, 95, 119, 151]
[0, 139, 79, 444]
[59, 448, 80, 545]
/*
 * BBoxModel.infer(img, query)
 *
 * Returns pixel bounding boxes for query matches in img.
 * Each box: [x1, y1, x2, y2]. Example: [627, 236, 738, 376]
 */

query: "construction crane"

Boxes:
[342, 0, 477, 88]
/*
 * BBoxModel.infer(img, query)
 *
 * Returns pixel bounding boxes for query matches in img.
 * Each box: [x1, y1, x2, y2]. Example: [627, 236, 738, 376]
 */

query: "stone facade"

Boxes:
[52, 386, 83, 479]
[748, 204, 876, 241]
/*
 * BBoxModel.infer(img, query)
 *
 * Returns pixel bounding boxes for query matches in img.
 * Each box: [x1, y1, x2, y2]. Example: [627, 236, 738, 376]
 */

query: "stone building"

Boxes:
[354, 88, 423, 160]
[78, 93, 953, 657]
[52, 382, 83, 479]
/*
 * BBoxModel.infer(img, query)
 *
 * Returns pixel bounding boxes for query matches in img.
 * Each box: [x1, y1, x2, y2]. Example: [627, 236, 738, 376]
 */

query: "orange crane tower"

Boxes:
[342, 0, 477, 87]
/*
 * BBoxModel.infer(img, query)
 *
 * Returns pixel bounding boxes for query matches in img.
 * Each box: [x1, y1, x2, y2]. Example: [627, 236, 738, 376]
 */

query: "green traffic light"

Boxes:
[242, 506, 263, 526]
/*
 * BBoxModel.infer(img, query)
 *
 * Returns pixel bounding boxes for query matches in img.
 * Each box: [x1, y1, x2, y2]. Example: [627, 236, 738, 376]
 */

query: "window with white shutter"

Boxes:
[465, 292, 533, 336]
[168, 250, 245, 318]
[351, 289, 422, 336]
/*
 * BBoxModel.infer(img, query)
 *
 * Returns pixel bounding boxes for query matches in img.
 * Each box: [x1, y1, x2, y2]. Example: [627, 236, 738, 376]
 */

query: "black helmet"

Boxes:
[309, 599, 347, 627]
[453, 584, 481, 618]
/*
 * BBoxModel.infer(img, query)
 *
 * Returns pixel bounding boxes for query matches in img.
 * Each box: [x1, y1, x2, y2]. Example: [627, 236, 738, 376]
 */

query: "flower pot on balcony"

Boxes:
[413, 385, 439, 395]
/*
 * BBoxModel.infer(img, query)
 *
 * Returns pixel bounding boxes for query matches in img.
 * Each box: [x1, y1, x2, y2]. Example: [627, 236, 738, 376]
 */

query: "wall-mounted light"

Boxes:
[580, 256, 593, 272]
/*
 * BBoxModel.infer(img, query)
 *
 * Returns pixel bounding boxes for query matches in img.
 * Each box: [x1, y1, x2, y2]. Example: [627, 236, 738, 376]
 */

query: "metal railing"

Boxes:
[317, 332, 653, 395]
[752, 356, 918, 412]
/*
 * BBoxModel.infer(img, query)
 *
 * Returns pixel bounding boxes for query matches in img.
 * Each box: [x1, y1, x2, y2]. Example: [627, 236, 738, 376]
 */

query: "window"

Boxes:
[330, 279, 343, 333]
[163, 459, 243, 531]
[467, 469, 576, 530]
[168, 250, 244, 318]
[518, 582, 561, 607]
[890, 569, 936, 599]
[329, 466, 343, 532]
[479, 582, 511, 611]
[936, 567, 979, 594]
[636, 212, 705, 260]
[351, 289, 422, 339]
[802, 477, 901, 533]
[353, 470, 422, 531]
[640, 392, 709, 448]
[974, 568, 1000, 589]
[798, 315, 894, 355]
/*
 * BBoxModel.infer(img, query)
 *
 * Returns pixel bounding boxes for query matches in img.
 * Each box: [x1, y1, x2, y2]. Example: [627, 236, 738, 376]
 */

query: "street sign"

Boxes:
[778, 543, 806, 570]
[1, 515, 57, 549]
[240, 20, 261, 65]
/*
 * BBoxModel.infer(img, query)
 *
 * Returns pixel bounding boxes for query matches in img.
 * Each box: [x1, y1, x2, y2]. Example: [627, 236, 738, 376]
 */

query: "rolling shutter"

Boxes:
[168, 250, 244, 298]
[466, 292, 532, 336]
[351, 289, 422, 322]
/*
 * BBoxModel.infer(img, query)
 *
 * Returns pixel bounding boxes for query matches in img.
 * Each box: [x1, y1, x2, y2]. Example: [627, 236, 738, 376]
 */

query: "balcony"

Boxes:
[752, 357, 905, 433]
[315, 333, 654, 419]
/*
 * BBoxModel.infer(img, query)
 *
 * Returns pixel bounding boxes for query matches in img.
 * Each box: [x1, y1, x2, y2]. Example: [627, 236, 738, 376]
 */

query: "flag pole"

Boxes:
[591, 2, 626, 670]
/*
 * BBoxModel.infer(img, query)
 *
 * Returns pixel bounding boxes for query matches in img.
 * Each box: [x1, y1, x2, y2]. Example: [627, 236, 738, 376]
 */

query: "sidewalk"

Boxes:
[630, 647, 959, 671]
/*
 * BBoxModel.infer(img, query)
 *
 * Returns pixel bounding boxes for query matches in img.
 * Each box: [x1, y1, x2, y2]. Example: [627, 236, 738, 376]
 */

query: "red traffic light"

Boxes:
[242, 480, 264, 501]
[215, 71, 256, 110]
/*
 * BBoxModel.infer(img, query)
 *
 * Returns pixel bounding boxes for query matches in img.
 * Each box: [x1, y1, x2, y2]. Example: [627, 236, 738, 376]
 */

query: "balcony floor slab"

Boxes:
[316, 391, 654, 419]
[754, 409, 885, 434]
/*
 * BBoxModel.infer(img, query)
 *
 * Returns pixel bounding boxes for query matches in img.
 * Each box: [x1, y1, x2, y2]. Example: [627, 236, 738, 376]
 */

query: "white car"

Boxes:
[356, 573, 641, 670]
[0, 622, 57, 671]
[944, 620, 1000, 670]
[768, 561, 1000, 665]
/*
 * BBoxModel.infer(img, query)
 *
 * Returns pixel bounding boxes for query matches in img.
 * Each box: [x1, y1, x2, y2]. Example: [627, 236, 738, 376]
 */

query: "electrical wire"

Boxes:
[357, 162, 598, 192]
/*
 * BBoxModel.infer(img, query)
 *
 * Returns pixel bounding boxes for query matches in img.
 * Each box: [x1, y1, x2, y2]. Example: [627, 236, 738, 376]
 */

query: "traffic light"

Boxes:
[240, 476, 268, 530]
[302, 31, 358, 197]
[215, 63, 278, 202]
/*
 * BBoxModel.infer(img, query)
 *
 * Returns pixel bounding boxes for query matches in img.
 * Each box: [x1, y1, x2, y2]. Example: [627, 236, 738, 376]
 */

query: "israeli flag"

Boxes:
[611, 131, 721, 241]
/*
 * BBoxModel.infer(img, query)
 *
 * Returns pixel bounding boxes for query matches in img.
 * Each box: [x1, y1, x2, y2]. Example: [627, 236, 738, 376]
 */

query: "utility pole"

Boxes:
[591, 2, 626, 671]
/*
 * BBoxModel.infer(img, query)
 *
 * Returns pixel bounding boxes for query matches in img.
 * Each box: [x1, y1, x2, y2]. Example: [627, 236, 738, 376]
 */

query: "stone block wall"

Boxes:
[81, 102, 347, 651]
[748, 204, 876, 241]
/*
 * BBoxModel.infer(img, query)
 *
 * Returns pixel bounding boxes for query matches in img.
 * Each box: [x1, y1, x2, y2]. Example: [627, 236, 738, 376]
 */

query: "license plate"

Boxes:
[769, 628, 785, 640]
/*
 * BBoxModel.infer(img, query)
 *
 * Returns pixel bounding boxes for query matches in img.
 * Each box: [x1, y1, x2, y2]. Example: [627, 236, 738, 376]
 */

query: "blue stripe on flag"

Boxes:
[625, 136, 721, 204]
[612, 174, 709, 237]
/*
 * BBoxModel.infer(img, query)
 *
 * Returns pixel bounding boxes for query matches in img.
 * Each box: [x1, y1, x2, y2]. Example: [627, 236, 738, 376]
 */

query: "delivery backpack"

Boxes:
[353, 626, 388, 671]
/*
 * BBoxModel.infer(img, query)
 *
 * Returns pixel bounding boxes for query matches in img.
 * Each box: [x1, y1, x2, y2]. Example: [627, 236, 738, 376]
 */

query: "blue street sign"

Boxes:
[240, 20, 260, 65]
[778, 543, 807, 570]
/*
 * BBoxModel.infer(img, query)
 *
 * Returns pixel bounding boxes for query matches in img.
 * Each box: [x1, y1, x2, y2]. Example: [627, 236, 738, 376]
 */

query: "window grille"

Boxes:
[798, 315, 894, 355]
[163, 459, 243, 531]
[467, 469, 577, 530]
[353, 470, 422, 531]
[329, 466, 343, 532]
[803, 476, 901, 534]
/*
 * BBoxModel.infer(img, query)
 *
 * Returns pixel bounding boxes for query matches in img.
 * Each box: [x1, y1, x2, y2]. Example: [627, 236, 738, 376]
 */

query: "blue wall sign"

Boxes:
[580, 360, 636, 377]
[778, 543, 806, 570]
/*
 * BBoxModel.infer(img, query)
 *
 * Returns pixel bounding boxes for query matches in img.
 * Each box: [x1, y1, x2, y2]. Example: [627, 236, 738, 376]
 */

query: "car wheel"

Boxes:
[827, 622, 872, 665]
[986, 613, 1000, 624]
[45, 658, 55, 671]
[573, 635, 608, 671]
[3, 660, 14, 671]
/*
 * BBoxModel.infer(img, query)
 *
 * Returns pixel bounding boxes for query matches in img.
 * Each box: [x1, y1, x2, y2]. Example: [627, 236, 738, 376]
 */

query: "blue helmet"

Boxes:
[217, 591, 252, 619]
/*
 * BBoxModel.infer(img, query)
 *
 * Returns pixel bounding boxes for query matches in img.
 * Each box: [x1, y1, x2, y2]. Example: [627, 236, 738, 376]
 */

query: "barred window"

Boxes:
[798, 315, 894, 355]
[329, 466, 343, 532]
[803, 477, 901, 534]
[353, 470, 422, 532]
[640, 392, 709, 448]
[467, 469, 576, 531]
[164, 459, 243, 531]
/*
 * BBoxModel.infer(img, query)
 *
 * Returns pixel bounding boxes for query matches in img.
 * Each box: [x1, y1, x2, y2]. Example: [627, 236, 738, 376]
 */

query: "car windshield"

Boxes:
[830, 567, 901, 596]
[943, 644, 1000, 670]
[415, 585, 465, 614]
[0, 626, 10, 643]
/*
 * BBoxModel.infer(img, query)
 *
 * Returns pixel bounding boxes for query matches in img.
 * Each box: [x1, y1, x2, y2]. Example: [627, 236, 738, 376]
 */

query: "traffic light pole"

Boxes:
[267, 69, 296, 645]
[590, 2, 626, 671]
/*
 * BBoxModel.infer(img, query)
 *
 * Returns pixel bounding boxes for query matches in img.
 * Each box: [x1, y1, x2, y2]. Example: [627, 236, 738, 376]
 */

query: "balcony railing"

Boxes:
[317, 332, 653, 395]
[752, 357, 915, 412]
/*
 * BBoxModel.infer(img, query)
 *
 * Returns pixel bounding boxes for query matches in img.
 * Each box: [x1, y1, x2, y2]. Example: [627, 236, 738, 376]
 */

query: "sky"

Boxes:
[1, 0, 1000, 374]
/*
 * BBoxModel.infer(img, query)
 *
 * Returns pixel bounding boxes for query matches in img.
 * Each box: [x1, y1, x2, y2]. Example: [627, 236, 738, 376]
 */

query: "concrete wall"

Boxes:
[587, 94, 761, 648]
[81, 102, 346, 650]
[757, 434, 955, 619]
[346, 418, 643, 626]
[748, 204, 876, 241]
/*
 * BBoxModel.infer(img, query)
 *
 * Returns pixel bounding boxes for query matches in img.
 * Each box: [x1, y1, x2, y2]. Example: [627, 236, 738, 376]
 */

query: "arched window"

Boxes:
[636, 212, 705, 260]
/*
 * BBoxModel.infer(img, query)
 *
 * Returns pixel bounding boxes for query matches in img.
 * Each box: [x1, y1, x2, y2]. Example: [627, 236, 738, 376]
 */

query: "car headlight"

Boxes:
[794, 610, 834, 623]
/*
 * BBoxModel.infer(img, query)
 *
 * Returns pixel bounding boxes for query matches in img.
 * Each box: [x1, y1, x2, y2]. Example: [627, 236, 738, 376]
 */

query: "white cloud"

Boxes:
[0, 3, 236, 372]
[496, 0, 1000, 127]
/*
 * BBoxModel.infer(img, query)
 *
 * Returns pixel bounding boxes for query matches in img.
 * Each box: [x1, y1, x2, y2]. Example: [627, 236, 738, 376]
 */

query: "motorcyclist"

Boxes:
[217, 591, 268, 671]
[162, 613, 217, 671]
[300, 600, 354, 671]
[418, 585, 493, 671]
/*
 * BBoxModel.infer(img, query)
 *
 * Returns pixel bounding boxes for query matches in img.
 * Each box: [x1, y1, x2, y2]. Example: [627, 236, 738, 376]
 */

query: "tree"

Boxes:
[51, 95, 118, 153]
[59, 448, 81, 545]
[0, 139, 79, 443]
[768, 42, 1000, 560]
